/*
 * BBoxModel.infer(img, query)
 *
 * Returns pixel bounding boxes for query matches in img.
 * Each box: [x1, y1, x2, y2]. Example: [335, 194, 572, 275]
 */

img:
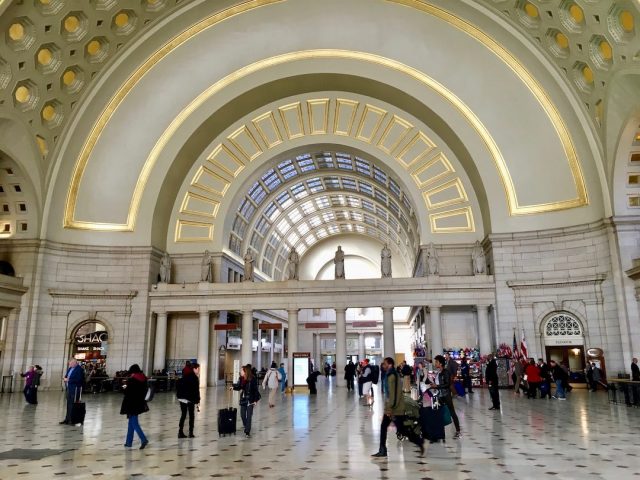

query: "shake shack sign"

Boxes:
[76, 331, 108, 345]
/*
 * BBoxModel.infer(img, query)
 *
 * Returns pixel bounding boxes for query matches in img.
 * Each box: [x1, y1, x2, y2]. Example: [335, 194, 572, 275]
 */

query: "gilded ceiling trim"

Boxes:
[64, 0, 588, 232]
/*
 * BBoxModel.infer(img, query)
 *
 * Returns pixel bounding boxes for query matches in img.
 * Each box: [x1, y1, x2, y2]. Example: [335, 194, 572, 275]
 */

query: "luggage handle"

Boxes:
[74, 385, 82, 403]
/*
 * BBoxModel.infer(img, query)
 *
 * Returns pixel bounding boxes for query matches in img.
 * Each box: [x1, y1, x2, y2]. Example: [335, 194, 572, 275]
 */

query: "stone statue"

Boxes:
[243, 249, 254, 282]
[159, 252, 171, 283]
[425, 242, 439, 276]
[200, 249, 213, 282]
[287, 247, 299, 280]
[334, 246, 345, 279]
[381, 243, 392, 278]
[472, 240, 486, 275]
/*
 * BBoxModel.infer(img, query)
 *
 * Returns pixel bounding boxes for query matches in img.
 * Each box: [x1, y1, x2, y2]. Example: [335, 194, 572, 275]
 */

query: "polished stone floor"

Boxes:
[0, 380, 639, 480]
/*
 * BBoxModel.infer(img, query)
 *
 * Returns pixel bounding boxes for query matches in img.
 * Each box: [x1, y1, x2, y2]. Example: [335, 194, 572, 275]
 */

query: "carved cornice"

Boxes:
[48, 289, 138, 300]
[507, 274, 606, 291]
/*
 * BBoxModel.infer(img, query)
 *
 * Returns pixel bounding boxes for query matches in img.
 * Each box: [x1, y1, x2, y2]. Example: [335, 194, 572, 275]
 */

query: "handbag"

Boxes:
[145, 386, 154, 402]
[442, 405, 452, 426]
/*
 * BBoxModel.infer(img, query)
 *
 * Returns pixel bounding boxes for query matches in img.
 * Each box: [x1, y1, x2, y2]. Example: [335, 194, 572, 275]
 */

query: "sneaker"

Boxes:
[551, 396, 557, 399]
[124, 444, 132, 448]
[140, 440, 149, 450]
[418, 442, 425, 456]
[558, 397, 567, 400]
[488, 407, 499, 410]
[453, 431, 462, 439]
[245, 432, 251, 438]
[371, 451, 387, 458]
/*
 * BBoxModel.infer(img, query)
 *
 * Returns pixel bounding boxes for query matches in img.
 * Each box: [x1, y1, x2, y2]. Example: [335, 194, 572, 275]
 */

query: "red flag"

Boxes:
[520, 330, 528, 360]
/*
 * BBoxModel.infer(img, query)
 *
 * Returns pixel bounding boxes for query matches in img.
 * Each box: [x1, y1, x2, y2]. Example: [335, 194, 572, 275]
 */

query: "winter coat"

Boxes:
[176, 371, 201, 404]
[485, 359, 499, 386]
[262, 368, 280, 389]
[233, 376, 260, 405]
[120, 373, 149, 417]
[552, 364, 568, 382]
[384, 370, 405, 416]
[433, 368, 453, 398]
[525, 364, 542, 383]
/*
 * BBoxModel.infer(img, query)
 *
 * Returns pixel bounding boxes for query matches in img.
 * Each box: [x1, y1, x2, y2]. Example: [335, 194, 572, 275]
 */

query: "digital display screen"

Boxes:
[293, 357, 309, 386]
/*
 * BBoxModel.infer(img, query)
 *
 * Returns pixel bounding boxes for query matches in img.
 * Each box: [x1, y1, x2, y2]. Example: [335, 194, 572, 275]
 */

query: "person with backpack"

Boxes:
[360, 359, 374, 405]
[120, 364, 149, 449]
[262, 361, 281, 407]
[176, 362, 200, 438]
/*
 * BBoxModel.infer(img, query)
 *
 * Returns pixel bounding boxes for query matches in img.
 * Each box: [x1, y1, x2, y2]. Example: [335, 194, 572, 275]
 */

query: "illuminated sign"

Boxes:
[75, 331, 108, 345]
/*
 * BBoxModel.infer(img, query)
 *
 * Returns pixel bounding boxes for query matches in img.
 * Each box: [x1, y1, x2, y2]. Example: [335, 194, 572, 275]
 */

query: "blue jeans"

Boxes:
[555, 380, 565, 399]
[125, 415, 147, 446]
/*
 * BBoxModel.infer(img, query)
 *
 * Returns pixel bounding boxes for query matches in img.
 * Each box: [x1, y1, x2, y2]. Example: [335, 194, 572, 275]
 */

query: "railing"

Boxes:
[607, 379, 640, 407]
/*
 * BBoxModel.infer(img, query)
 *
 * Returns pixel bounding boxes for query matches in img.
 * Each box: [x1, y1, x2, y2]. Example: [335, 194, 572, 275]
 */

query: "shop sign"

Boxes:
[544, 336, 582, 346]
[75, 331, 108, 345]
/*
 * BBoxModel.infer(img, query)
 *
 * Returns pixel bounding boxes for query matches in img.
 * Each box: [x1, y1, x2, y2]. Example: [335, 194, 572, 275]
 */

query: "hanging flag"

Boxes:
[520, 329, 528, 360]
[512, 330, 519, 360]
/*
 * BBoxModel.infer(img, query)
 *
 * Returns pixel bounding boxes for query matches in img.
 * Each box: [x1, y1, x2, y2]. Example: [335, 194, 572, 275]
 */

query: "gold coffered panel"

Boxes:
[180, 191, 220, 218]
[355, 104, 386, 143]
[423, 178, 468, 210]
[396, 132, 437, 169]
[333, 98, 358, 136]
[252, 111, 283, 149]
[411, 153, 455, 188]
[191, 165, 231, 197]
[175, 219, 214, 243]
[278, 102, 305, 139]
[377, 115, 413, 155]
[207, 144, 245, 178]
[228, 126, 263, 162]
[429, 207, 475, 233]
[306, 99, 329, 135]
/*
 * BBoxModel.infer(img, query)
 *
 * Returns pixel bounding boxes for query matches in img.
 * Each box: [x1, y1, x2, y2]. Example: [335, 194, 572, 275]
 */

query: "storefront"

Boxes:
[72, 322, 108, 373]
[543, 313, 587, 382]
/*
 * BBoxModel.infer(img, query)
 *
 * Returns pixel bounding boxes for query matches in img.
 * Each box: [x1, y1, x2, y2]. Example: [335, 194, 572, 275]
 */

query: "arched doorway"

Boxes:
[71, 320, 109, 376]
[542, 312, 586, 382]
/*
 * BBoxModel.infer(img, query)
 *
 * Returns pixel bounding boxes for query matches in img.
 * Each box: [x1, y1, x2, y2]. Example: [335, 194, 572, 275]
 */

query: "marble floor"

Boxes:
[0, 380, 639, 480]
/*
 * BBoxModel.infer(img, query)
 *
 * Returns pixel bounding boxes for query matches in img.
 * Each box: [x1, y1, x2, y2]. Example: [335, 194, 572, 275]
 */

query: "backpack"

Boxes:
[370, 365, 380, 384]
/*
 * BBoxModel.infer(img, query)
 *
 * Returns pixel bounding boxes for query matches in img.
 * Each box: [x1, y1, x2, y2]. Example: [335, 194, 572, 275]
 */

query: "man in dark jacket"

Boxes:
[538, 358, 552, 398]
[549, 360, 568, 400]
[60, 359, 84, 425]
[631, 358, 640, 382]
[445, 353, 459, 396]
[344, 360, 356, 391]
[485, 354, 500, 410]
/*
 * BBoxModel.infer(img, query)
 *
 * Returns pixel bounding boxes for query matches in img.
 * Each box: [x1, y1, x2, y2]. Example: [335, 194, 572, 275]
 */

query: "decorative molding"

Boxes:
[48, 289, 138, 300]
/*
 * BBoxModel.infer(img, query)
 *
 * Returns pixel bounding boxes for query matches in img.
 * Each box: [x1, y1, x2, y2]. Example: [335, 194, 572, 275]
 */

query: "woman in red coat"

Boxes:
[524, 359, 542, 399]
[120, 364, 149, 449]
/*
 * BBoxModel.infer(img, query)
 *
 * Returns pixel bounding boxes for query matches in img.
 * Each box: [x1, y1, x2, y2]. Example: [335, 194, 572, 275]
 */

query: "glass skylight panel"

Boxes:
[331, 195, 346, 206]
[328, 225, 339, 234]
[307, 178, 323, 193]
[325, 177, 340, 189]
[261, 169, 281, 190]
[364, 213, 376, 225]
[346, 196, 360, 208]
[316, 155, 334, 169]
[250, 231, 264, 250]
[239, 198, 256, 220]
[301, 200, 315, 214]
[275, 255, 286, 271]
[316, 196, 330, 208]
[389, 178, 401, 198]
[355, 158, 371, 175]
[268, 232, 281, 247]
[288, 209, 302, 223]
[298, 245, 307, 255]
[342, 177, 357, 190]
[336, 156, 353, 170]
[229, 234, 242, 254]
[376, 208, 388, 221]
[276, 218, 290, 234]
[300, 162, 316, 172]
[287, 232, 299, 244]
[309, 216, 322, 227]
[351, 211, 363, 222]
[296, 153, 312, 161]
[402, 195, 412, 210]
[261, 259, 272, 276]
[373, 166, 387, 184]
[355, 225, 365, 233]
[322, 211, 335, 222]
[362, 199, 374, 211]
[317, 228, 327, 238]
[276, 191, 294, 208]
[249, 183, 267, 204]
[290, 183, 305, 197]
[388, 200, 400, 215]
[342, 224, 352, 232]
[256, 216, 270, 235]
[278, 159, 292, 170]
[233, 216, 247, 237]
[374, 188, 387, 203]
[298, 223, 310, 235]
[265, 245, 275, 261]
[359, 181, 373, 196]
[306, 233, 316, 242]
[366, 227, 377, 236]
[279, 162, 297, 179]
[265, 201, 279, 221]
[389, 217, 399, 231]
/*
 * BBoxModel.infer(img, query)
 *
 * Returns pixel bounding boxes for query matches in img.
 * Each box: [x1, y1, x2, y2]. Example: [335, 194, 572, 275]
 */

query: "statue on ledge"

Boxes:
[425, 242, 439, 276]
[243, 249, 254, 282]
[200, 250, 213, 283]
[159, 252, 171, 283]
[288, 247, 300, 280]
[472, 240, 486, 275]
[381, 244, 392, 278]
[334, 246, 345, 279]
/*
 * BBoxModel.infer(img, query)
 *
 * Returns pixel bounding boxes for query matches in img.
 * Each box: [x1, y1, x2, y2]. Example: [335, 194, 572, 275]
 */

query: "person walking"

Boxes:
[460, 357, 473, 394]
[513, 359, 525, 395]
[262, 362, 281, 407]
[60, 359, 84, 425]
[307, 369, 321, 394]
[591, 363, 608, 391]
[232, 365, 260, 437]
[401, 361, 412, 393]
[344, 360, 357, 392]
[21, 366, 37, 405]
[429, 355, 462, 439]
[445, 353, 459, 397]
[525, 358, 542, 399]
[371, 357, 424, 458]
[538, 359, 552, 399]
[485, 354, 500, 410]
[176, 362, 200, 438]
[120, 364, 149, 449]
[360, 359, 373, 405]
[278, 363, 287, 392]
[549, 360, 568, 400]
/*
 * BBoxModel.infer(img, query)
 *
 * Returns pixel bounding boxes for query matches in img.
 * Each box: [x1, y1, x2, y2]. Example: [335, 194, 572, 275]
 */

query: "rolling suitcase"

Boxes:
[70, 386, 86, 425]
[420, 405, 445, 443]
[218, 407, 237, 436]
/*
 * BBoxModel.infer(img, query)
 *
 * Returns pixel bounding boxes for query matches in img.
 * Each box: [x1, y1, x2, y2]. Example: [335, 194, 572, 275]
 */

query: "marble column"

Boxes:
[358, 332, 366, 361]
[288, 309, 299, 386]
[430, 306, 443, 358]
[477, 304, 492, 355]
[269, 329, 275, 365]
[315, 333, 322, 371]
[198, 310, 210, 388]
[153, 312, 168, 371]
[335, 308, 347, 387]
[382, 307, 395, 359]
[241, 310, 253, 366]
[208, 312, 218, 386]
[257, 327, 262, 371]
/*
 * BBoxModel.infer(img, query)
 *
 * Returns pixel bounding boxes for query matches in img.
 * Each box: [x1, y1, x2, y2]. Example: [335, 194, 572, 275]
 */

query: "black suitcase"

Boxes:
[420, 406, 445, 442]
[70, 387, 86, 425]
[218, 407, 237, 436]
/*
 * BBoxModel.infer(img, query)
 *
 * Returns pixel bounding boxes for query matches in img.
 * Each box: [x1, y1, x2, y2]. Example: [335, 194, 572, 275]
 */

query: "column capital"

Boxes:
[381, 306, 394, 313]
[429, 305, 442, 311]
[287, 308, 299, 315]
[334, 307, 347, 314]
[242, 310, 253, 316]
[198, 309, 210, 316]
[476, 304, 491, 310]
